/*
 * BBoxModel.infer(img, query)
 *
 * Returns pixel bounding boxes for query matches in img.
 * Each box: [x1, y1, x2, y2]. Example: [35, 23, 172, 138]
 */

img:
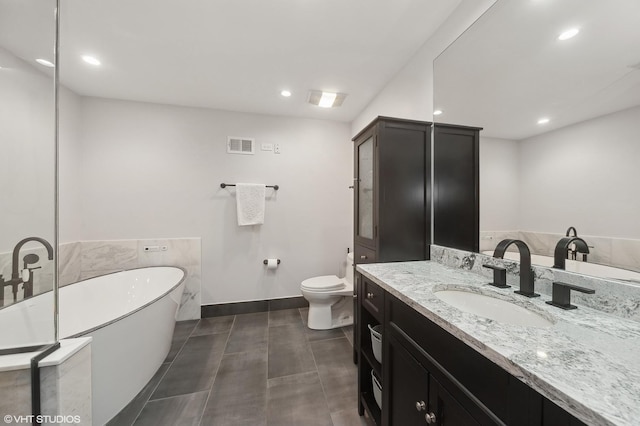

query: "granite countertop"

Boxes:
[357, 261, 640, 426]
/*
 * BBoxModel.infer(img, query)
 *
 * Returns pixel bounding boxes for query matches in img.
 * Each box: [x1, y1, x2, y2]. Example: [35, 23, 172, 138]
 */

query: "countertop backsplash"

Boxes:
[431, 245, 640, 323]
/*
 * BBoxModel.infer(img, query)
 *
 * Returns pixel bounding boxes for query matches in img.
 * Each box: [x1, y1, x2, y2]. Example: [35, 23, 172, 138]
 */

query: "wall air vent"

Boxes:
[227, 137, 255, 155]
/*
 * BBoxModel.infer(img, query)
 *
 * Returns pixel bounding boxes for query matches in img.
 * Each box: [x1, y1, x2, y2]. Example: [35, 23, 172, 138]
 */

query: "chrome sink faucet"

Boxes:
[493, 239, 539, 298]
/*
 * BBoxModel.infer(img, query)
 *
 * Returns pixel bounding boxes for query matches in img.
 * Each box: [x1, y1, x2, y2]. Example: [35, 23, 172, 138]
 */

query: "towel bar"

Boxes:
[220, 183, 279, 190]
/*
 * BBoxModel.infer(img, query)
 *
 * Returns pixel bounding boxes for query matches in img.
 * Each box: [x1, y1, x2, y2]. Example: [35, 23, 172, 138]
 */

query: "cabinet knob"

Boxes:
[415, 401, 426, 412]
[360, 255, 367, 260]
[366, 292, 375, 299]
[425, 412, 436, 424]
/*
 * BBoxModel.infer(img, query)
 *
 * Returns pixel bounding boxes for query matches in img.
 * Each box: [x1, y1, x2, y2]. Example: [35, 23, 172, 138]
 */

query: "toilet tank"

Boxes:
[345, 252, 354, 284]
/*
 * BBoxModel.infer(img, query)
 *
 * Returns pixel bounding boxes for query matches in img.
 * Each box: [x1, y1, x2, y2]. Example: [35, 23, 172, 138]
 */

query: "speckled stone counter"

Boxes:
[356, 260, 640, 426]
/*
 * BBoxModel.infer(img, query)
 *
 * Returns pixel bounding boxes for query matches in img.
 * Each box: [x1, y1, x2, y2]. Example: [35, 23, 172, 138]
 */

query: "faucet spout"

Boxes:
[493, 239, 539, 298]
[11, 237, 54, 281]
[553, 237, 589, 270]
[565, 226, 578, 237]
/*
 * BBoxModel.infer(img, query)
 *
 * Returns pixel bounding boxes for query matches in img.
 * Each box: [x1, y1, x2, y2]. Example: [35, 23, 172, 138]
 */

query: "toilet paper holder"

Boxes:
[263, 259, 281, 265]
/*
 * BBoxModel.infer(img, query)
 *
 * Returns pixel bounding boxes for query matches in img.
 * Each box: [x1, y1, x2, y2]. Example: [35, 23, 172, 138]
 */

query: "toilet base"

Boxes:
[307, 296, 353, 330]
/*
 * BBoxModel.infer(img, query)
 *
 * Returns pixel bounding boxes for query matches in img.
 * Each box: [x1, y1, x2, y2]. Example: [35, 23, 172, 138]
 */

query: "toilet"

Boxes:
[301, 252, 354, 330]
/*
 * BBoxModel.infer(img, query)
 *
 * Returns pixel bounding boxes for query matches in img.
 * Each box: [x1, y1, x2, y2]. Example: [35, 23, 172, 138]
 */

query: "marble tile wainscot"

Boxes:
[59, 238, 202, 320]
[357, 256, 640, 426]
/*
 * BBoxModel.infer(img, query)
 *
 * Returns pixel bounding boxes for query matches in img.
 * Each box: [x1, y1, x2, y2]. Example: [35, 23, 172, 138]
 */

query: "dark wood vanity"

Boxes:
[355, 274, 588, 426]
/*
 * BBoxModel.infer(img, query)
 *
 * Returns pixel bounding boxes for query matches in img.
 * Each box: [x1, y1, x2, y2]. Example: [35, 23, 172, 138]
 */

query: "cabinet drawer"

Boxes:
[362, 277, 384, 321]
[354, 245, 376, 264]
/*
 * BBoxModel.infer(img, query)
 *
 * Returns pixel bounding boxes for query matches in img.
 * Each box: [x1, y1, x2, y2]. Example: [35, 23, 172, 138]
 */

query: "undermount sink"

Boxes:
[434, 288, 555, 329]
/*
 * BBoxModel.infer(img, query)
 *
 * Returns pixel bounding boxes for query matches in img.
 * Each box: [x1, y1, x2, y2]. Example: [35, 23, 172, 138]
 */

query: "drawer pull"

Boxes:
[415, 401, 426, 412]
[366, 292, 375, 299]
[425, 412, 436, 424]
[360, 255, 368, 260]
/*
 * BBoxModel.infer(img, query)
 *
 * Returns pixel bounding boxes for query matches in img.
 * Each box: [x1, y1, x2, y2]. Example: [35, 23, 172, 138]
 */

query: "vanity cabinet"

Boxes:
[353, 116, 431, 266]
[433, 123, 481, 253]
[355, 273, 588, 426]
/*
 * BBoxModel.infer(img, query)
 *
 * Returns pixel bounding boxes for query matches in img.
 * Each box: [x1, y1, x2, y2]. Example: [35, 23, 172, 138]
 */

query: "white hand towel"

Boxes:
[236, 183, 266, 226]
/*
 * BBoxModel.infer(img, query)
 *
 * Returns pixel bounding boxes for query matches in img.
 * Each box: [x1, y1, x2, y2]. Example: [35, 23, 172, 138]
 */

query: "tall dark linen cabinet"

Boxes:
[352, 117, 432, 266]
[353, 117, 482, 425]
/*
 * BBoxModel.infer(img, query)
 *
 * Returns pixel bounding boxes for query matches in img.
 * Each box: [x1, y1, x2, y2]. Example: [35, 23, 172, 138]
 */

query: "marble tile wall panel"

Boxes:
[431, 245, 640, 323]
[479, 230, 521, 252]
[59, 242, 81, 287]
[0, 368, 31, 417]
[76, 238, 201, 320]
[136, 238, 202, 321]
[80, 240, 138, 275]
[41, 344, 92, 425]
[610, 238, 640, 273]
[482, 230, 640, 272]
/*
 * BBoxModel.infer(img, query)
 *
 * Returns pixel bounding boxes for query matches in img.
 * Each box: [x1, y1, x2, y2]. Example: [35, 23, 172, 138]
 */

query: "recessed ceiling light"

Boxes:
[82, 55, 101, 66]
[307, 90, 347, 108]
[433, 110, 443, 116]
[280, 90, 292, 97]
[537, 118, 550, 125]
[558, 28, 579, 41]
[36, 58, 55, 68]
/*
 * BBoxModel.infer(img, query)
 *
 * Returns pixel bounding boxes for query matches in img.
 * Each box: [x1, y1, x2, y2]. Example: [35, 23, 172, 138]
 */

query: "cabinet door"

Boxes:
[429, 376, 479, 426]
[388, 336, 430, 426]
[355, 134, 376, 247]
[433, 124, 480, 253]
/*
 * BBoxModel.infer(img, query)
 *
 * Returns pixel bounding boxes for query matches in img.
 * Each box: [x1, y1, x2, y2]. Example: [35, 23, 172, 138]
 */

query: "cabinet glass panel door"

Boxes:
[358, 136, 374, 240]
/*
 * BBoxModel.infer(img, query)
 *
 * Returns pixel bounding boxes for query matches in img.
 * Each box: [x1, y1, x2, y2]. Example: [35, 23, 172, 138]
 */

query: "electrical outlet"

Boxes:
[144, 245, 169, 252]
[274, 143, 281, 154]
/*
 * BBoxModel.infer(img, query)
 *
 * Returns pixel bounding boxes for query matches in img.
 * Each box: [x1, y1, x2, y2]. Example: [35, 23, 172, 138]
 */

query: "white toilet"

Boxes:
[301, 252, 354, 330]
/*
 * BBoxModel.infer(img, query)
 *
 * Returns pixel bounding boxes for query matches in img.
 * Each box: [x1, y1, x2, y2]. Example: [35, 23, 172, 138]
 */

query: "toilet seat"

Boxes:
[301, 275, 346, 292]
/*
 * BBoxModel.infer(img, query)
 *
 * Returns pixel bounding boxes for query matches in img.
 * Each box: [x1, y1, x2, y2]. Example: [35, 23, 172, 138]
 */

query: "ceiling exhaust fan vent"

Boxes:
[227, 137, 255, 155]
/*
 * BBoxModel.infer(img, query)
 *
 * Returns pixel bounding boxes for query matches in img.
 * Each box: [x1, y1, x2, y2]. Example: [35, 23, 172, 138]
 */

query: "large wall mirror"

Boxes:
[0, 0, 58, 350]
[434, 0, 640, 276]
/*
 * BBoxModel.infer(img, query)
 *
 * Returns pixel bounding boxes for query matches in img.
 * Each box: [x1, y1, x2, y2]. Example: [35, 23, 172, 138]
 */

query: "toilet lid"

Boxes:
[301, 275, 346, 291]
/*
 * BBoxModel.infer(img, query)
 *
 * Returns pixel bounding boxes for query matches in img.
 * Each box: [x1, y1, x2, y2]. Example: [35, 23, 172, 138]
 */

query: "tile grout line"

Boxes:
[196, 314, 236, 426]
[129, 319, 200, 426]
[266, 310, 272, 426]
[304, 308, 337, 426]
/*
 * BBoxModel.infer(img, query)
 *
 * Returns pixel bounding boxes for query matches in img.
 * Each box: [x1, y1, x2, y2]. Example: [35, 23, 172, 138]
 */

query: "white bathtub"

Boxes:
[0, 266, 186, 425]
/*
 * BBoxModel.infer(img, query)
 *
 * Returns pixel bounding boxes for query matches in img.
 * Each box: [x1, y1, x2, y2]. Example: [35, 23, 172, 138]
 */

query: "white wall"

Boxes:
[0, 47, 55, 253]
[75, 97, 352, 304]
[479, 137, 519, 231]
[519, 106, 640, 239]
[351, 0, 496, 135]
[58, 87, 83, 243]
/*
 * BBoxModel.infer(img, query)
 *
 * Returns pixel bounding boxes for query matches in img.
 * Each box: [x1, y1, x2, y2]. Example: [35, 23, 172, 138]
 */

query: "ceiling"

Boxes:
[0, 0, 461, 123]
[434, 0, 640, 140]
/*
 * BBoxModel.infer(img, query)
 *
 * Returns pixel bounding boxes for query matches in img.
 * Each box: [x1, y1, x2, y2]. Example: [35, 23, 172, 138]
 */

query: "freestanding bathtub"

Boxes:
[0, 266, 186, 425]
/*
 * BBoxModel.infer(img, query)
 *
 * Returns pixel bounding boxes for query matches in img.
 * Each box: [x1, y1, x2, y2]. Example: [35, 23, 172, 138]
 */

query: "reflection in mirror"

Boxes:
[0, 1, 57, 350]
[434, 0, 640, 278]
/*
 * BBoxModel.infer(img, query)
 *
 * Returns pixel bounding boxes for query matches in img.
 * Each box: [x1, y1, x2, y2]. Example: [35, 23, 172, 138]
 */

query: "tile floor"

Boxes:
[108, 308, 370, 426]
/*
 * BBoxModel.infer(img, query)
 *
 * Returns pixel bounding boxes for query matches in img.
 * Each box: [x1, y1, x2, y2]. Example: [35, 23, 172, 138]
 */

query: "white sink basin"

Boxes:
[434, 289, 554, 328]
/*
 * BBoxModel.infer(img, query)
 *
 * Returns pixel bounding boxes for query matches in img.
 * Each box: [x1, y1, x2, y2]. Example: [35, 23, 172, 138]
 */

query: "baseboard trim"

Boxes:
[201, 296, 309, 317]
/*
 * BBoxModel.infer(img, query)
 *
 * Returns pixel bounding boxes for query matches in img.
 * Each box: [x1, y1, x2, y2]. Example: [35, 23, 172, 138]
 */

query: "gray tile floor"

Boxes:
[108, 308, 370, 426]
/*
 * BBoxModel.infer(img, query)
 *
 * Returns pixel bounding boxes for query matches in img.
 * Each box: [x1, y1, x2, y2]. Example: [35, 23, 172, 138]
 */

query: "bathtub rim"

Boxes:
[64, 265, 187, 339]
